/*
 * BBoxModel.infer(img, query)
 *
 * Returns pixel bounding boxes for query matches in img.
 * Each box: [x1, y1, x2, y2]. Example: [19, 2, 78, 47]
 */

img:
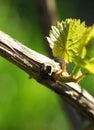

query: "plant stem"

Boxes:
[72, 66, 81, 77]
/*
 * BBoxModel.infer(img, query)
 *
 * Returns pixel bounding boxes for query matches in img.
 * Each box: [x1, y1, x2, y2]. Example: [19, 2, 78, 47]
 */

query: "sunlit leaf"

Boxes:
[75, 26, 94, 74]
[47, 19, 86, 63]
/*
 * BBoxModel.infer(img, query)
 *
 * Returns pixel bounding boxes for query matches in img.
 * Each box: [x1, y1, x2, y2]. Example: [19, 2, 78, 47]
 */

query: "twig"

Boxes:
[0, 31, 94, 121]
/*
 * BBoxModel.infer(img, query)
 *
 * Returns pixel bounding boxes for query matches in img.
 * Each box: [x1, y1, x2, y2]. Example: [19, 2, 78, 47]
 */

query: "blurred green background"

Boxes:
[0, 0, 94, 130]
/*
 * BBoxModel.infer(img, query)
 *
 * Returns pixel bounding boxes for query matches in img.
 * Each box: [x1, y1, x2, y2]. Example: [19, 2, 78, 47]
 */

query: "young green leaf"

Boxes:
[75, 25, 94, 74]
[47, 19, 86, 63]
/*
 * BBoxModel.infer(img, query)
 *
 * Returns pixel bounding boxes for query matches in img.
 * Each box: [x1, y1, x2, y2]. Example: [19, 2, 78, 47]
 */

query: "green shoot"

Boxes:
[47, 18, 94, 82]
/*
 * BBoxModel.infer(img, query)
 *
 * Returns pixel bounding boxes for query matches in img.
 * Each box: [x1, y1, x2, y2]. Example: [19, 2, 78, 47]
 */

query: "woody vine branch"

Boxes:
[0, 31, 94, 121]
